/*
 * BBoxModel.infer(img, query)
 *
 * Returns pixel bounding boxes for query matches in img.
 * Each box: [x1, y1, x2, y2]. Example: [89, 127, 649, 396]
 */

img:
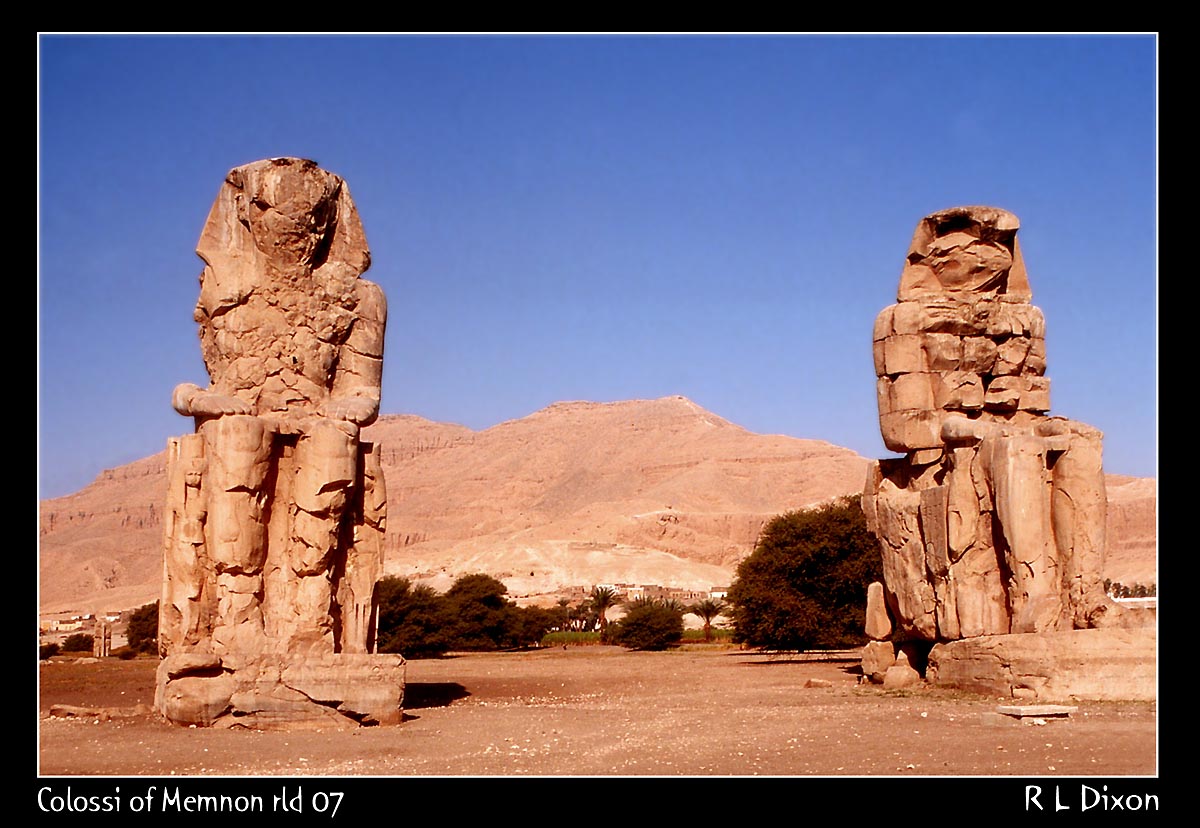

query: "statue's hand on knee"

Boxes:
[941, 415, 1002, 444]
[318, 395, 379, 426]
[172, 383, 252, 418]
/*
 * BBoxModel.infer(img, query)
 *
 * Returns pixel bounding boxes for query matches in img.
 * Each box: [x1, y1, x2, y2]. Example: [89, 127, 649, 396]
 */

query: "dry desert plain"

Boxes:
[39, 644, 1156, 780]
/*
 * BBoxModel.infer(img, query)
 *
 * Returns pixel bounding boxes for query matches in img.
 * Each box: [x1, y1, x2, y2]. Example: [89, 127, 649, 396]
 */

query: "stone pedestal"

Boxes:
[927, 628, 1156, 701]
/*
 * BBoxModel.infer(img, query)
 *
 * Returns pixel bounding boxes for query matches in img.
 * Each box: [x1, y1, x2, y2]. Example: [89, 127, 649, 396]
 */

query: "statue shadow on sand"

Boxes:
[402, 682, 471, 711]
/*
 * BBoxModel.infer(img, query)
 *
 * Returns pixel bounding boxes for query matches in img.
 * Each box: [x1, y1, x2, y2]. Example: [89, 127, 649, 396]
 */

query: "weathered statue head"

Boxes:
[897, 206, 1030, 301]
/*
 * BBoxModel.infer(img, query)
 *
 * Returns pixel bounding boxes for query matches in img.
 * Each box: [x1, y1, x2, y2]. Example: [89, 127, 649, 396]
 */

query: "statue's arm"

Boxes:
[322, 279, 387, 426]
[172, 383, 252, 418]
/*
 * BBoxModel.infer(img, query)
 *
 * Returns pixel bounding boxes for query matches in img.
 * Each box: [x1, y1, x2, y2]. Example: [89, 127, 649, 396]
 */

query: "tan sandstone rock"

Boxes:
[926, 628, 1156, 701]
[864, 581, 892, 640]
[156, 158, 404, 728]
[860, 640, 896, 683]
[862, 207, 1128, 644]
[882, 663, 921, 690]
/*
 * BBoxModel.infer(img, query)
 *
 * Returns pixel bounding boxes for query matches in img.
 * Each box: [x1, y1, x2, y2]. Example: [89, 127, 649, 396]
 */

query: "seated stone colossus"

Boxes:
[862, 206, 1121, 645]
[156, 157, 404, 728]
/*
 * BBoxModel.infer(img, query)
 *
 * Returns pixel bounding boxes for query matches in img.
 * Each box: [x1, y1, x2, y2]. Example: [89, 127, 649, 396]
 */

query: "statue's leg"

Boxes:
[200, 415, 273, 665]
[1043, 422, 1113, 627]
[160, 433, 213, 655]
[288, 417, 358, 653]
[982, 434, 1062, 633]
[868, 462, 939, 641]
[943, 446, 1011, 637]
[339, 441, 386, 653]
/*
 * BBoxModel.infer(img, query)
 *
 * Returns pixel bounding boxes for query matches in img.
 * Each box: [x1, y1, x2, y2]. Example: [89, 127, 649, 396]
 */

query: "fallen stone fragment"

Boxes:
[864, 581, 892, 640]
[861, 640, 896, 683]
[996, 704, 1078, 719]
[883, 664, 921, 690]
[47, 704, 151, 720]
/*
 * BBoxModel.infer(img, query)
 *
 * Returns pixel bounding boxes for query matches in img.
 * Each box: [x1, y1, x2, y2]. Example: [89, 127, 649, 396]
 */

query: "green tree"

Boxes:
[610, 600, 684, 651]
[443, 574, 520, 651]
[510, 605, 556, 647]
[376, 576, 453, 659]
[375, 573, 560, 656]
[126, 602, 159, 654]
[727, 495, 882, 651]
[552, 598, 572, 631]
[568, 598, 596, 632]
[589, 586, 620, 642]
[61, 633, 94, 652]
[688, 598, 726, 643]
[658, 597, 687, 614]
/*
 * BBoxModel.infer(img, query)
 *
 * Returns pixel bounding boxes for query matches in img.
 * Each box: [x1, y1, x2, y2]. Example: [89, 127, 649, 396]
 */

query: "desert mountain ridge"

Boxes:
[38, 395, 1157, 616]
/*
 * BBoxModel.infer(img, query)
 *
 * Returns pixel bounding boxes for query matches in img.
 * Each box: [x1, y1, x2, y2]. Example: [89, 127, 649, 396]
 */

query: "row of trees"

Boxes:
[1104, 579, 1157, 599]
[45, 497, 877, 662]
[377, 577, 733, 656]
[376, 574, 558, 658]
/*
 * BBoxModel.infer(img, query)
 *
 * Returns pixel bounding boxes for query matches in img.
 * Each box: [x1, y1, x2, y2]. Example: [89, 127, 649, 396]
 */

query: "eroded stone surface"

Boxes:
[882, 663, 921, 689]
[860, 640, 896, 683]
[157, 158, 403, 728]
[862, 207, 1126, 645]
[927, 628, 1156, 701]
[864, 581, 892, 641]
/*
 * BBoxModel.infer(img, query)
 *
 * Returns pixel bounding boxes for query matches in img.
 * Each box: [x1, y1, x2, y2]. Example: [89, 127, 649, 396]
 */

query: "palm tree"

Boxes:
[590, 586, 620, 642]
[689, 598, 726, 643]
[553, 598, 572, 632]
[658, 597, 687, 614]
[568, 599, 594, 632]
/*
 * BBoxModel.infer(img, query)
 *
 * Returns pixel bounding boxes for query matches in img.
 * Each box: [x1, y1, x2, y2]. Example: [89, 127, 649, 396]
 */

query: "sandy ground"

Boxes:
[38, 646, 1157, 779]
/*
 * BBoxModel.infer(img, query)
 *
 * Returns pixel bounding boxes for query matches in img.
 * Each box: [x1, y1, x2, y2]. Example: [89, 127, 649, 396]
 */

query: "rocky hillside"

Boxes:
[1102, 475, 1158, 589]
[373, 396, 871, 599]
[38, 396, 1157, 614]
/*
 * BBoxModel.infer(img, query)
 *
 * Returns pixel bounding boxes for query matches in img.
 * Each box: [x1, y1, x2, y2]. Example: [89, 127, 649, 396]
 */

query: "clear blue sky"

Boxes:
[37, 34, 1158, 500]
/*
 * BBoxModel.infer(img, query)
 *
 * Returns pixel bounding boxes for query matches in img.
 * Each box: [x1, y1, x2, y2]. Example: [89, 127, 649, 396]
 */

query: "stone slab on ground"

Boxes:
[996, 704, 1078, 718]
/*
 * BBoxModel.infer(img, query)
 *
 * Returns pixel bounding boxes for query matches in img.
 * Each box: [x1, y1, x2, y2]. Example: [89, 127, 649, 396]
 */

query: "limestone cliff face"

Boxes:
[1103, 476, 1158, 588]
[39, 396, 1156, 613]
[371, 396, 873, 596]
[40, 453, 168, 612]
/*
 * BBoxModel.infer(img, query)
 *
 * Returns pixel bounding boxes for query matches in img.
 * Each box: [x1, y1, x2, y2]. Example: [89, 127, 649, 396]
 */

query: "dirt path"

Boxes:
[38, 646, 1156, 777]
